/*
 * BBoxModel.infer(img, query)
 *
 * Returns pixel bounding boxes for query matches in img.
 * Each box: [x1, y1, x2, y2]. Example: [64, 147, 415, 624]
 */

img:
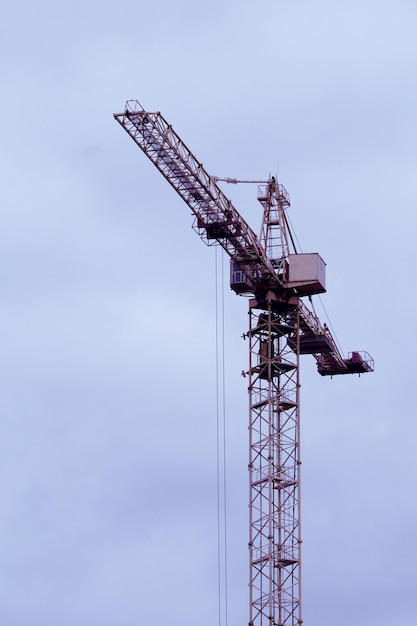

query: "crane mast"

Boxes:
[114, 101, 374, 626]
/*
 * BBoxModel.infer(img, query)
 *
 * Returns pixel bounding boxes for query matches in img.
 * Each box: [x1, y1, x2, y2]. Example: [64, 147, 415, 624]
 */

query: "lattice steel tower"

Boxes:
[114, 100, 374, 626]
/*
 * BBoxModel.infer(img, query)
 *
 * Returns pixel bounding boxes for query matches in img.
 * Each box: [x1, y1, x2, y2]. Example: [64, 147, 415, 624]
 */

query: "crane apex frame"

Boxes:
[114, 100, 374, 626]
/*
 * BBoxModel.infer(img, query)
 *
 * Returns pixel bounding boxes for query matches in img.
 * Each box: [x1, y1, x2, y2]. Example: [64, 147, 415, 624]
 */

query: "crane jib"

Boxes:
[114, 106, 279, 289]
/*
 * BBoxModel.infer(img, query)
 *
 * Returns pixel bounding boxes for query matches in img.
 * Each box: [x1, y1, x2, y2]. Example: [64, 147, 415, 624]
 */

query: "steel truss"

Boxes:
[248, 302, 301, 626]
[114, 101, 278, 290]
[114, 100, 374, 626]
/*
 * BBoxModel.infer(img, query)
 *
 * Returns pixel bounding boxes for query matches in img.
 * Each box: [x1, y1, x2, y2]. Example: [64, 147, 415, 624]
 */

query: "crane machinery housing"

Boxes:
[114, 100, 374, 626]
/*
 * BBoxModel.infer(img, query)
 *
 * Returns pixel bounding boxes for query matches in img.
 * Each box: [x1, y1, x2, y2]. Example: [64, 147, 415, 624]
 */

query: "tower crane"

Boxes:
[114, 100, 374, 626]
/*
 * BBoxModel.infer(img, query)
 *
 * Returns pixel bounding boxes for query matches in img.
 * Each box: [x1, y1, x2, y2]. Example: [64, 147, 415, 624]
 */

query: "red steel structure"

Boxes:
[114, 100, 373, 626]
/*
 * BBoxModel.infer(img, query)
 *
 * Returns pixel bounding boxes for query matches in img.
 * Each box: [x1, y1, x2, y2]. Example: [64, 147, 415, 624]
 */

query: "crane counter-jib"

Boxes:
[113, 102, 279, 289]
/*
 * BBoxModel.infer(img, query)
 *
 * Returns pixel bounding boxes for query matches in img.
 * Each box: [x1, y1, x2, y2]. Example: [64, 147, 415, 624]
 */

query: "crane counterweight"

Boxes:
[114, 100, 374, 626]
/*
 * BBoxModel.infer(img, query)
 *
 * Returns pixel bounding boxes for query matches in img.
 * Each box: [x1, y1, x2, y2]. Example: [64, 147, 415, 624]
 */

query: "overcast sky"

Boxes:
[1, 1, 416, 624]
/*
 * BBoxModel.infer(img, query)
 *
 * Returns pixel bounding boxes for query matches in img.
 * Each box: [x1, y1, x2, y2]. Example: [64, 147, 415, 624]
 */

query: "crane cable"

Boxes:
[286, 211, 345, 357]
[215, 245, 229, 626]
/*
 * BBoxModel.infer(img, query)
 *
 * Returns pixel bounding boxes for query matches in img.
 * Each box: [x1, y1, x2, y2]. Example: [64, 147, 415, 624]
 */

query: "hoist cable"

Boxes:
[215, 246, 229, 626]
[221, 250, 229, 626]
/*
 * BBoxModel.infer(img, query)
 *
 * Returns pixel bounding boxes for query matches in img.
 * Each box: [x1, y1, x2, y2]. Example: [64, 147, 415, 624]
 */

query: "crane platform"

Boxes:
[317, 351, 374, 376]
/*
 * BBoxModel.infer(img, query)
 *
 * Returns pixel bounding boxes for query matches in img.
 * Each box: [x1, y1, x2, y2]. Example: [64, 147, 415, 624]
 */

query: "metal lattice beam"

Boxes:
[114, 100, 374, 626]
[248, 304, 301, 626]
[114, 101, 279, 290]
